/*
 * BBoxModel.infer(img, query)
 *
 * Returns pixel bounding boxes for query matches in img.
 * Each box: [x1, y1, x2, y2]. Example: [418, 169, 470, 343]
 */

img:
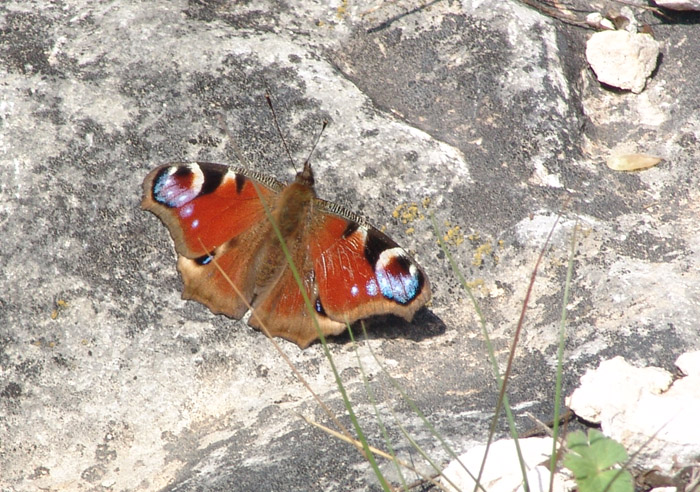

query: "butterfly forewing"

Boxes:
[142, 162, 282, 257]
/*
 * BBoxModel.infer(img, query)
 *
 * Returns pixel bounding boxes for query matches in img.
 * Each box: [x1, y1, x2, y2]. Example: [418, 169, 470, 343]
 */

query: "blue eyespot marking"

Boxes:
[374, 250, 420, 305]
[153, 166, 201, 208]
[194, 253, 214, 266]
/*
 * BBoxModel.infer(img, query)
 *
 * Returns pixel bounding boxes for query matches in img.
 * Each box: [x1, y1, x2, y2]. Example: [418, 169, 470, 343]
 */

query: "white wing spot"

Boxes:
[180, 203, 194, 218]
[365, 278, 379, 297]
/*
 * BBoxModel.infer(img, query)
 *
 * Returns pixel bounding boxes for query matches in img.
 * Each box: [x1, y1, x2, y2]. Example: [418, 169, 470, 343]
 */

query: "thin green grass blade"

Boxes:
[549, 221, 578, 486]
[428, 213, 527, 491]
[251, 179, 391, 491]
[361, 327, 486, 492]
[347, 324, 409, 490]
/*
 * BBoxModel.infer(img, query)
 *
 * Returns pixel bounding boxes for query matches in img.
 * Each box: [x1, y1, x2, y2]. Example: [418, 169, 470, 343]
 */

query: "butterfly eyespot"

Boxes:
[374, 249, 421, 305]
[363, 228, 393, 267]
[194, 253, 214, 265]
[152, 165, 204, 208]
[314, 298, 327, 315]
[365, 279, 379, 297]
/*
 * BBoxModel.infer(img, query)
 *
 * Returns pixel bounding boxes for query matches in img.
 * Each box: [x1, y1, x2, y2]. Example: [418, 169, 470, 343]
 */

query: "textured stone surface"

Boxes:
[1, 0, 700, 490]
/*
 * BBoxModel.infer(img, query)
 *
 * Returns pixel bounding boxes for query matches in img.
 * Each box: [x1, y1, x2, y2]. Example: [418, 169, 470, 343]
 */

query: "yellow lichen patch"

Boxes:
[466, 278, 499, 297]
[466, 278, 484, 289]
[393, 202, 428, 235]
[421, 197, 431, 209]
[393, 203, 423, 224]
[51, 299, 69, 320]
[33, 339, 57, 348]
[336, 0, 348, 18]
[472, 243, 493, 267]
[442, 224, 464, 246]
[466, 278, 489, 295]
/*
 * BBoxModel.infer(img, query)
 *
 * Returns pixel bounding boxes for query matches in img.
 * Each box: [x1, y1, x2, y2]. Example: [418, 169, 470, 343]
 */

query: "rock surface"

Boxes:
[1, 0, 700, 490]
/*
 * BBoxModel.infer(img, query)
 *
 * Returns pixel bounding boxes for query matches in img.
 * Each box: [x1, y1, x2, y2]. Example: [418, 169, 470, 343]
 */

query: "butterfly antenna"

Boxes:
[265, 91, 297, 170]
[304, 119, 328, 167]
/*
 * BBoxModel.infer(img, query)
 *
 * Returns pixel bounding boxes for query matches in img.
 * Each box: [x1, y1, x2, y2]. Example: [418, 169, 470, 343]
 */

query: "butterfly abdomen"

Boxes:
[272, 181, 317, 238]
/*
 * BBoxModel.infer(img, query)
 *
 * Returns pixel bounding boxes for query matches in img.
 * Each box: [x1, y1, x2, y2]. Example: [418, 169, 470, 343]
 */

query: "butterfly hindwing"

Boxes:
[177, 231, 267, 319]
[309, 202, 431, 324]
[247, 249, 347, 348]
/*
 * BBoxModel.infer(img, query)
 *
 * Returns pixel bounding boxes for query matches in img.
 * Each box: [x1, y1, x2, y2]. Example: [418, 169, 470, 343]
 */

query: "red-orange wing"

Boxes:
[142, 162, 282, 318]
[245, 198, 431, 348]
[142, 162, 282, 257]
[308, 201, 431, 326]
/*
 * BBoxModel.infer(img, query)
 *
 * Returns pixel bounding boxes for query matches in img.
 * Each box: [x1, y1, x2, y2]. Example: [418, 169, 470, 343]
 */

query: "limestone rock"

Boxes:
[586, 31, 660, 93]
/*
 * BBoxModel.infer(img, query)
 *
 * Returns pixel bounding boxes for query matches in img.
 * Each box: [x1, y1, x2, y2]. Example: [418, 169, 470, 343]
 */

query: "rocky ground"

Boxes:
[1, 0, 699, 490]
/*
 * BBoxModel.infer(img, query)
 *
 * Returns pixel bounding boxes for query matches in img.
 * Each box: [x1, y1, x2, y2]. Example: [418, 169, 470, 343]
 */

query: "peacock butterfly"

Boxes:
[142, 160, 431, 348]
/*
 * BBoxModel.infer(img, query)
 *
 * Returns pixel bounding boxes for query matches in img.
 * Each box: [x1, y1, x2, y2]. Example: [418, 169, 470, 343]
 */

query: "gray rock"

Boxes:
[1, 0, 699, 490]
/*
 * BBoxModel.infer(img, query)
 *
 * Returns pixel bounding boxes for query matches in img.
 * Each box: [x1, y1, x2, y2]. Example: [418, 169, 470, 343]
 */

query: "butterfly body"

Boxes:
[142, 161, 430, 348]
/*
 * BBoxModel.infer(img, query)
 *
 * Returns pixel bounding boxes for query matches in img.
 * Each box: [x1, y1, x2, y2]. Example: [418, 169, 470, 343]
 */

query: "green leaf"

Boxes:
[563, 430, 633, 492]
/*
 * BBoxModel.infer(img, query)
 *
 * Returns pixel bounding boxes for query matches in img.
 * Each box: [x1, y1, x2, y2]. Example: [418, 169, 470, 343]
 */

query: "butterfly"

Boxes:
[142, 160, 431, 348]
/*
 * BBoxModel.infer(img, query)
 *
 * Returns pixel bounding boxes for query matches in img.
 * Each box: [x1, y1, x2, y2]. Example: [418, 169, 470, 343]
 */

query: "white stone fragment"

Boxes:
[675, 350, 700, 376]
[585, 12, 615, 30]
[619, 6, 638, 33]
[441, 437, 573, 492]
[654, 0, 700, 10]
[566, 356, 672, 423]
[586, 31, 660, 93]
[567, 354, 700, 474]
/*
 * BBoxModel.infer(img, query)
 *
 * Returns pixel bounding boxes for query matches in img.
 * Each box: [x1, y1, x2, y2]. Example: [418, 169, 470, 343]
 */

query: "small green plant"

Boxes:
[563, 429, 633, 492]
